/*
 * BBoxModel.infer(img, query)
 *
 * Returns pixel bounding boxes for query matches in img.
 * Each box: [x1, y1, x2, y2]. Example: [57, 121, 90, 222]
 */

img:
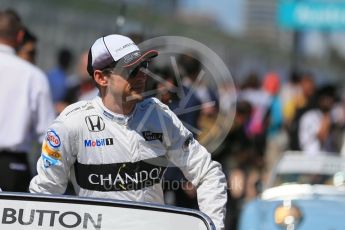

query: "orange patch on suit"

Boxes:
[42, 142, 62, 160]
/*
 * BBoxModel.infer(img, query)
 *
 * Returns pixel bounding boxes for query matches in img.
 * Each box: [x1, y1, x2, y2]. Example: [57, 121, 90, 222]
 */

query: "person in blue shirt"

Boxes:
[47, 48, 73, 113]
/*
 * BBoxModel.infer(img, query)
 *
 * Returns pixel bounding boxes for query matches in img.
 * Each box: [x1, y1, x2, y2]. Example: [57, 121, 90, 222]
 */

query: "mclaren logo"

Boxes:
[85, 115, 105, 132]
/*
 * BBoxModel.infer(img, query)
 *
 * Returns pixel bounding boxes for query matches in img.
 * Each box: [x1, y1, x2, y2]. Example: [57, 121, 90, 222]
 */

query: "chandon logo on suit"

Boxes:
[85, 115, 105, 132]
[74, 156, 169, 192]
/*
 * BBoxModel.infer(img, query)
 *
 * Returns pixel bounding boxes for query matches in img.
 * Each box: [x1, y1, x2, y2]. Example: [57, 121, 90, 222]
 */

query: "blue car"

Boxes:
[239, 151, 345, 230]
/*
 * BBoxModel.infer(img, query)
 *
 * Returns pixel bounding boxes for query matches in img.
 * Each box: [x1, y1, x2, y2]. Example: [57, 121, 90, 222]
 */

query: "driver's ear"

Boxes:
[94, 70, 108, 87]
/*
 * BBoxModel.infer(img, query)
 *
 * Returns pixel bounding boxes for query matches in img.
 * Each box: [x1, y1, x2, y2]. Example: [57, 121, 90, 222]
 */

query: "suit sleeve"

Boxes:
[164, 107, 227, 230]
[29, 119, 77, 194]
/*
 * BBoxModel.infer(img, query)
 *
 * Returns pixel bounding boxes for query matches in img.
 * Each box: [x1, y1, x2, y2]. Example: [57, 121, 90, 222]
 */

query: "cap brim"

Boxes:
[122, 50, 158, 68]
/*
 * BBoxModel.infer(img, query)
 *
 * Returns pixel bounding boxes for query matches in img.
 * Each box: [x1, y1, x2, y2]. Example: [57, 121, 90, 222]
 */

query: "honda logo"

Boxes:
[85, 115, 105, 132]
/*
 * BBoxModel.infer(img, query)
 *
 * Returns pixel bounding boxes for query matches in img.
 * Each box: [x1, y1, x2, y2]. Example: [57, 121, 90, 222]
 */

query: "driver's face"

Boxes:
[107, 66, 148, 104]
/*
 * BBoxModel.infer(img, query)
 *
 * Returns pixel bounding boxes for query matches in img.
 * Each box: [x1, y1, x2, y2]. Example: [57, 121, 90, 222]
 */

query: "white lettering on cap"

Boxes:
[105, 35, 139, 62]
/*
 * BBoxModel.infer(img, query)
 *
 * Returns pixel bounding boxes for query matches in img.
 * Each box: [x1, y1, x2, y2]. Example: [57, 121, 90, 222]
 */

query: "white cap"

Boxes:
[87, 34, 158, 76]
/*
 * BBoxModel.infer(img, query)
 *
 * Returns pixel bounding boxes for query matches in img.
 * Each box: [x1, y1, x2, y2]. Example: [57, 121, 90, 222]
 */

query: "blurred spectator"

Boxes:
[155, 68, 177, 105]
[0, 9, 54, 192]
[280, 70, 301, 125]
[47, 48, 73, 113]
[178, 53, 219, 146]
[217, 100, 254, 230]
[299, 85, 337, 154]
[156, 67, 202, 135]
[64, 51, 98, 104]
[219, 82, 236, 114]
[263, 72, 283, 136]
[330, 100, 345, 154]
[216, 100, 254, 170]
[16, 27, 37, 64]
[288, 73, 316, 150]
[239, 73, 271, 158]
[262, 72, 287, 174]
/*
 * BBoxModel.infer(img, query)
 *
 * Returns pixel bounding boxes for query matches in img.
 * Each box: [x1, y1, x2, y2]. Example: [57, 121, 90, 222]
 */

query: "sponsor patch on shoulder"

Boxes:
[182, 135, 194, 152]
[42, 153, 60, 168]
[42, 141, 62, 160]
[46, 130, 61, 150]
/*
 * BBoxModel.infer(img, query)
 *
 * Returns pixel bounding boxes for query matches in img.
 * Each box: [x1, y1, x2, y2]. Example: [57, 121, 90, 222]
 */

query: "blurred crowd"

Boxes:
[221, 70, 345, 229]
[2, 8, 345, 230]
[154, 61, 345, 229]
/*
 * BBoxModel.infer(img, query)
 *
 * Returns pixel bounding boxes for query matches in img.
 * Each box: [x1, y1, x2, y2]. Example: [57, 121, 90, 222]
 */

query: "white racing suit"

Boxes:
[30, 96, 227, 229]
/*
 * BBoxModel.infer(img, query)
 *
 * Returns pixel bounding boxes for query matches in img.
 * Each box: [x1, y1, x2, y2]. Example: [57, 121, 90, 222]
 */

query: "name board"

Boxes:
[0, 193, 213, 230]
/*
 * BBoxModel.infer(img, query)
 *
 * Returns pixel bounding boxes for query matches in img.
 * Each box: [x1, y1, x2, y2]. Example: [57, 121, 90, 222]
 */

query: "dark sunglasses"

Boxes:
[101, 61, 149, 79]
[126, 61, 149, 79]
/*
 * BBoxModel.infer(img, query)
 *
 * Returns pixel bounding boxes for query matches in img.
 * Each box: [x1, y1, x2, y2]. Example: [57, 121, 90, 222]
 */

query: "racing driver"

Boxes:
[30, 34, 227, 229]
